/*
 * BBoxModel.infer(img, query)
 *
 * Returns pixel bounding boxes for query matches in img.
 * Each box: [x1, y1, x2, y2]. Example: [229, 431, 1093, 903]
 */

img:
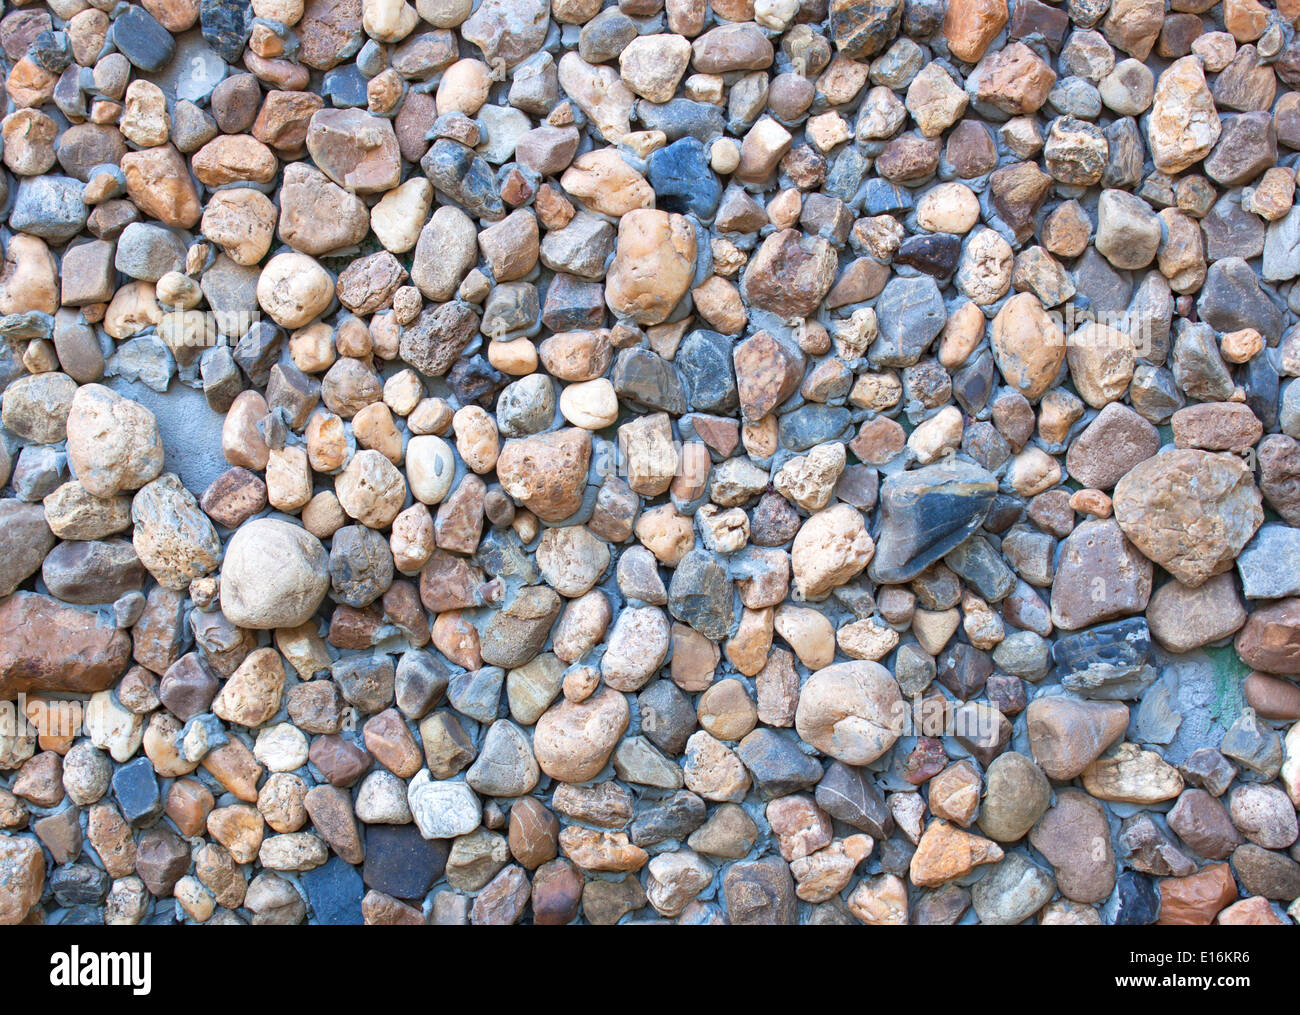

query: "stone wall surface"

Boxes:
[1, 0, 1300, 926]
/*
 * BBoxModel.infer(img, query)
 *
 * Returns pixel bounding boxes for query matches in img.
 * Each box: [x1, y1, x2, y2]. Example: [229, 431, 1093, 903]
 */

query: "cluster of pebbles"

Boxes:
[8, 0, 1300, 927]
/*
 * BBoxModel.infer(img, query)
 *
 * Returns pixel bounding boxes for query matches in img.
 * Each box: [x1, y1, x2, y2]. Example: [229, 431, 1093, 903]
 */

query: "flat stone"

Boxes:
[870, 460, 996, 583]
[971, 854, 1056, 925]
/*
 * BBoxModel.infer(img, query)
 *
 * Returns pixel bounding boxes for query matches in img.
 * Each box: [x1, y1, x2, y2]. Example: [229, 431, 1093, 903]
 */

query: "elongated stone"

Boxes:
[0, 592, 132, 699]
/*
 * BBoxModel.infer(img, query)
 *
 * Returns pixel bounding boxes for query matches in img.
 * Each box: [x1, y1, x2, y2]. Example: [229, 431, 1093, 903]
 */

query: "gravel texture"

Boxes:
[2, 0, 1300, 926]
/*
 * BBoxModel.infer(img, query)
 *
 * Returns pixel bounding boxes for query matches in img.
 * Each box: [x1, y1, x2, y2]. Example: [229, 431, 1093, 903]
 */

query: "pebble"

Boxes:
[909, 820, 1004, 888]
[971, 854, 1056, 925]
[1030, 789, 1116, 902]
[1026, 697, 1129, 780]
[64, 384, 164, 499]
[407, 772, 481, 839]
[795, 662, 902, 765]
[1081, 742, 1186, 803]
[0, 836, 45, 924]
[1228, 781, 1299, 851]
[979, 751, 1051, 842]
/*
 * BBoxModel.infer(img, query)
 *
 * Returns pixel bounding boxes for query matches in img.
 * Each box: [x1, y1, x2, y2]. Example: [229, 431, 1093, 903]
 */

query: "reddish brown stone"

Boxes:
[1158, 13, 1204, 57]
[434, 475, 486, 555]
[733, 330, 805, 423]
[328, 605, 382, 649]
[309, 734, 372, 787]
[740, 229, 837, 319]
[944, 0, 1008, 62]
[944, 120, 998, 179]
[159, 653, 221, 722]
[394, 90, 438, 164]
[850, 416, 907, 465]
[165, 777, 214, 838]
[303, 784, 364, 864]
[135, 826, 190, 897]
[1171, 403, 1264, 453]
[362, 708, 423, 779]
[419, 551, 487, 613]
[297, 0, 363, 71]
[0, 10, 52, 62]
[531, 858, 584, 925]
[288, 681, 346, 734]
[201, 467, 268, 528]
[253, 91, 324, 158]
[1243, 672, 1300, 720]
[131, 586, 187, 675]
[690, 415, 741, 458]
[1009, 0, 1070, 49]
[382, 581, 431, 647]
[0, 592, 131, 698]
[970, 41, 1057, 115]
[1158, 863, 1238, 925]
[509, 796, 560, 869]
[120, 145, 202, 228]
[32, 808, 81, 866]
[1236, 598, 1300, 675]
[875, 132, 943, 183]
[989, 161, 1053, 240]
[826, 258, 890, 308]
[200, 738, 263, 802]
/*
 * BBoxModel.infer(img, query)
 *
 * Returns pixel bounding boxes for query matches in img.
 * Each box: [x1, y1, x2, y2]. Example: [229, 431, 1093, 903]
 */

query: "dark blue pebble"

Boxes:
[779, 405, 853, 452]
[362, 824, 450, 900]
[302, 856, 365, 925]
[29, 30, 72, 74]
[861, 177, 914, 215]
[952, 348, 995, 416]
[824, 146, 869, 204]
[200, 0, 252, 64]
[647, 137, 721, 219]
[635, 99, 726, 143]
[51, 864, 110, 907]
[111, 6, 175, 73]
[111, 756, 162, 828]
[1053, 617, 1151, 679]
[676, 329, 738, 414]
[323, 65, 369, 108]
[421, 138, 506, 222]
[1241, 353, 1279, 431]
[894, 233, 961, 276]
[611, 347, 688, 416]
[53, 905, 106, 925]
[1113, 871, 1160, 925]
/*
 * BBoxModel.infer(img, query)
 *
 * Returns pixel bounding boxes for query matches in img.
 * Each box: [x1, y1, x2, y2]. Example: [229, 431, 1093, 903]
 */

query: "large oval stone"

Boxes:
[219, 518, 330, 629]
[533, 686, 630, 783]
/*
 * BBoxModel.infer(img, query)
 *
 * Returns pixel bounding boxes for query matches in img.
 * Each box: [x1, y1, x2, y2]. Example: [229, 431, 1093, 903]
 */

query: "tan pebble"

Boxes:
[452, 406, 500, 474]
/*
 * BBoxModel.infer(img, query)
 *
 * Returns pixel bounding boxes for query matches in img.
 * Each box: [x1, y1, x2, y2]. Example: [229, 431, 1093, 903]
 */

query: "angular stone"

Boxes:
[1025, 697, 1129, 780]
[1113, 450, 1263, 588]
[870, 460, 996, 584]
[1050, 519, 1153, 631]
